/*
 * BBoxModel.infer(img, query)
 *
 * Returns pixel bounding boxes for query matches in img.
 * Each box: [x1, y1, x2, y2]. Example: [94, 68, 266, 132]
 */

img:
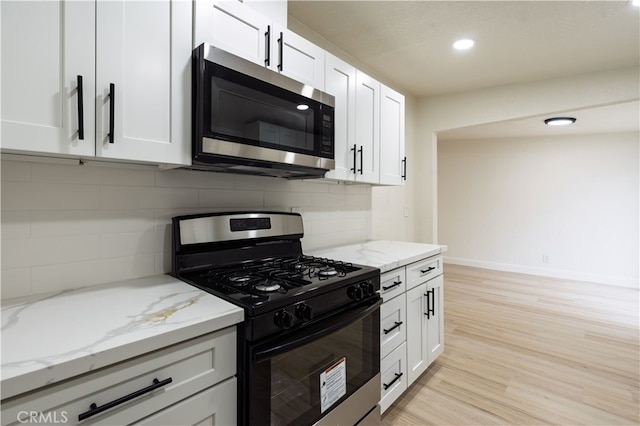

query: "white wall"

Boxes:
[0, 159, 371, 299]
[417, 67, 640, 244]
[438, 132, 639, 288]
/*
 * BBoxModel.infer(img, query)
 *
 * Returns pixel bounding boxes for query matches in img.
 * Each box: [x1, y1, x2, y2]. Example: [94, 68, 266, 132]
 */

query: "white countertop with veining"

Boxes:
[0, 275, 244, 400]
[310, 240, 447, 273]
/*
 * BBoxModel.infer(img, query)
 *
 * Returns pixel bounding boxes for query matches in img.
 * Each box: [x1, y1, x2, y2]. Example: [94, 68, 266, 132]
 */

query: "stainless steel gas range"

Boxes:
[171, 212, 381, 426]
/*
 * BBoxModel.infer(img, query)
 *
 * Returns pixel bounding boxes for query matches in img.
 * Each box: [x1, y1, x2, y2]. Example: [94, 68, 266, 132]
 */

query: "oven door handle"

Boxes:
[253, 297, 382, 362]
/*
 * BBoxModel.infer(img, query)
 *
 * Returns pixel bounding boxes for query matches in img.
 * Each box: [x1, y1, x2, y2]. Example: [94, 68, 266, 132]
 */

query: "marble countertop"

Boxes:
[0, 275, 244, 400]
[310, 240, 447, 273]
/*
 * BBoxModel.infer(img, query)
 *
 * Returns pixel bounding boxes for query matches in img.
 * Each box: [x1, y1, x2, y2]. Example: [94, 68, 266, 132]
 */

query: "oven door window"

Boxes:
[203, 62, 330, 158]
[248, 300, 380, 426]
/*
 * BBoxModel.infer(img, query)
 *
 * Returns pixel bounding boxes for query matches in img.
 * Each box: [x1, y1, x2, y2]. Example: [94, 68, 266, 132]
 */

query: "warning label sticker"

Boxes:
[320, 357, 347, 413]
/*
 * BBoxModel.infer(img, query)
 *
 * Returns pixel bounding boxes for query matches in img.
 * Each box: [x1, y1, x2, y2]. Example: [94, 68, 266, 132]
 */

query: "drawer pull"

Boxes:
[383, 321, 403, 334]
[420, 266, 436, 274]
[382, 281, 402, 291]
[383, 372, 403, 390]
[78, 377, 172, 421]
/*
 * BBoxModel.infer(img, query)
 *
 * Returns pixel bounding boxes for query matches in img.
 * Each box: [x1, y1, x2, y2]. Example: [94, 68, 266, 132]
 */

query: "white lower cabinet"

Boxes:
[380, 342, 407, 414]
[1, 327, 237, 426]
[379, 255, 444, 413]
[407, 274, 444, 385]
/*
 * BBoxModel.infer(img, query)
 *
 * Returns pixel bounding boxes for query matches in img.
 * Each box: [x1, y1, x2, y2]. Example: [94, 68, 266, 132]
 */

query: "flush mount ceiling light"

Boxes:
[453, 38, 475, 51]
[544, 117, 577, 126]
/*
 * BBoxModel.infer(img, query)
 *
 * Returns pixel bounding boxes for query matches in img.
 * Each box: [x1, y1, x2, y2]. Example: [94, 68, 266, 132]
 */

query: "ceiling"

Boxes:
[288, 0, 640, 138]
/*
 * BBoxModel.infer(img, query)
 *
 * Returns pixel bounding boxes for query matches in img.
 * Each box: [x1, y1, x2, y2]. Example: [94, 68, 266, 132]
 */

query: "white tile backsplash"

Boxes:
[0, 159, 372, 298]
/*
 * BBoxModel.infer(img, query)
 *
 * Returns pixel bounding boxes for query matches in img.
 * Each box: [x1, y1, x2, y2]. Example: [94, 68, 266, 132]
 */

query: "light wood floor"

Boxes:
[382, 264, 640, 425]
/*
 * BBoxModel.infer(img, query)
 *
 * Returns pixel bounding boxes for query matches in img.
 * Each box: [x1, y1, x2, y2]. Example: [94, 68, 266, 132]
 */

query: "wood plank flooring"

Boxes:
[381, 264, 639, 425]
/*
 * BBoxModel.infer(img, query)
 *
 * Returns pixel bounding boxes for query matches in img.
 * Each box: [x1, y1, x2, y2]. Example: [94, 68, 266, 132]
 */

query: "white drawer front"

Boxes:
[380, 267, 406, 301]
[406, 255, 442, 290]
[135, 377, 236, 426]
[2, 328, 236, 426]
[380, 342, 407, 414]
[380, 293, 406, 359]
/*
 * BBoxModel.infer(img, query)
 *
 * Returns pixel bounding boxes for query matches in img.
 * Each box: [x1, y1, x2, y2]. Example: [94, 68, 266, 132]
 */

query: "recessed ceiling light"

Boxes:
[453, 38, 475, 51]
[544, 117, 577, 126]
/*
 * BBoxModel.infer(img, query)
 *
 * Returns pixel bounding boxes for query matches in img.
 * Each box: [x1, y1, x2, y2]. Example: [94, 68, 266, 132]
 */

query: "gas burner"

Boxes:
[255, 283, 282, 292]
[318, 267, 338, 277]
[229, 275, 253, 284]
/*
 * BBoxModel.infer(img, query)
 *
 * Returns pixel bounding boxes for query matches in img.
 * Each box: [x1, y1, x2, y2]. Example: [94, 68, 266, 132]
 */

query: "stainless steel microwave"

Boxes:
[192, 43, 335, 179]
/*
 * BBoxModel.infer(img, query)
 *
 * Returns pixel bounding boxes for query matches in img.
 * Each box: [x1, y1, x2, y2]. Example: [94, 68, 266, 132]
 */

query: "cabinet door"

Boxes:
[379, 85, 405, 185]
[1, 0, 95, 157]
[406, 282, 427, 385]
[194, 0, 270, 66]
[272, 25, 325, 90]
[96, 0, 191, 165]
[426, 275, 445, 363]
[355, 71, 380, 183]
[324, 54, 356, 181]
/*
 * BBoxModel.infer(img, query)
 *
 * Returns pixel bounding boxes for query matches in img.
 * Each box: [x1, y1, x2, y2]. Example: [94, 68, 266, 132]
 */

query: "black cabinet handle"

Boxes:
[357, 146, 363, 174]
[108, 83, 115, 144]
[424, 289, 435, 318]
[424, 290, 431, 318]
[76, 75, 84, 140]
[401, 156, 407, 180]
[277, 32, 283, 71]
[383, 321, 403, 334]
[264, 25, 271, 66]
[382, 281, 402, 291]
[420, 266, 436, 274]
[78, 377, 172, 421]
[383, 372, 403, 390]
[350, 144, 357, 173]
[430, 288, 436, 317]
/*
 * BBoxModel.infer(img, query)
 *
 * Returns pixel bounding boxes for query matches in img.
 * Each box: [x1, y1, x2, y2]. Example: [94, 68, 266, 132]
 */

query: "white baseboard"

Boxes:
[444, 257, 639, 289]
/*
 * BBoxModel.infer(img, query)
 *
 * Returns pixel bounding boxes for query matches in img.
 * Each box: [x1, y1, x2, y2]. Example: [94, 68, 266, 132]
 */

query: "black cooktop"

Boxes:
[180, 255, 374, 315]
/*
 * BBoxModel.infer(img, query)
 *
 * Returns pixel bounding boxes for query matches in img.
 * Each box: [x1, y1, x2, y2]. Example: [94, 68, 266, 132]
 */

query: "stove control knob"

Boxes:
[360, 281, 375, 297]
[274, 310, 294, 330]
[295, 303, 313, 321]
[348, 285, 363, 301]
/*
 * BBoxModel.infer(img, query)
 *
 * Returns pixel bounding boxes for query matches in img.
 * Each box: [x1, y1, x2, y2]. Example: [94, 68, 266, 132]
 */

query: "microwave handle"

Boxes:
[253, 297, 382, 362]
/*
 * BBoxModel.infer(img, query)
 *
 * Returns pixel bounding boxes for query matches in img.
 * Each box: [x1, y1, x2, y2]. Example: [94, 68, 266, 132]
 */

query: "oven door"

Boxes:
[244, 297, 382, 426]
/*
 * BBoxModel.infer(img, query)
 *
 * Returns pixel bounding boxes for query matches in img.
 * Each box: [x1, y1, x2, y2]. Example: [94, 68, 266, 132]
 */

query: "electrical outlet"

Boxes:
[291, 207, 302, 214]
[542, 254, 550, 263]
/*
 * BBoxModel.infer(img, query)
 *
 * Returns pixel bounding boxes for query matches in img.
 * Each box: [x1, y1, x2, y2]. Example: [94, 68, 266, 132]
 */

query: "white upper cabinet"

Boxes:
[324, 54, 357, 181]
[96, 0, 191, 165]
[1, 0, 96, 157]
[355, 71, 381, 183]
[379, 85, 406, 185]
[194, 0, 270, 67]
[1, 0, 191, 166]
[271, 24, 325, 90]
[195, 0, 325, 90]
